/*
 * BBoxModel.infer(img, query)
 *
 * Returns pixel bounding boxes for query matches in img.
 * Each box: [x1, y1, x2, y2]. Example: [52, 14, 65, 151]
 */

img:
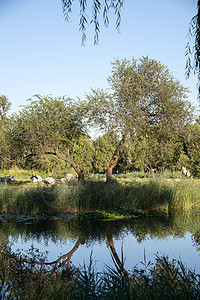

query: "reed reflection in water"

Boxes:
[4, 211, 200, 273]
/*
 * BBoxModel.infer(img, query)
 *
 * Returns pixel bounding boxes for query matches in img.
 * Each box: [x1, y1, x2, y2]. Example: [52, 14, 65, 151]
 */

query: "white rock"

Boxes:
[61, 178, 66, 183]
[65, 174, 77, 183]
[44, 177, 56, 184]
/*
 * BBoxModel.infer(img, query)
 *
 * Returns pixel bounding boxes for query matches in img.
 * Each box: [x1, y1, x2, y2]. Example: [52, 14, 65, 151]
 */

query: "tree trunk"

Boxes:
[106, 133, 127, 182]
[65, 154, 85, 181]
[8, 146, 85, 180]
[107, 236, 129, 278]
[56, 149, 85, 181]
[142, 156, 154, 178]
[11, 238, 84, 274]
[53, 238, 84, 271]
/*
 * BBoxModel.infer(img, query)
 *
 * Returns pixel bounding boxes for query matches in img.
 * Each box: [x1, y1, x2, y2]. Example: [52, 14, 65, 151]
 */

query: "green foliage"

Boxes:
[71, 136, 95, 174]
[113, 171, 152, 179]
[9, 95, 89, 179]
[0, 121, 10, 169]
[0, 95, 12, 169]
[0, 243, 77, 299]
[80, 209, 161, 221]
[185, 121, 200, 177]
[175, 151, 190, 171]
[107, 56, 191, 135]
[1, 58, 197, 179]
[0, 95, 11, 120]
[11, 94, 86, 156]
[0, 59, 198, 181]
[131, 133, 187, 173]
[93, 131, 118, 173]
[133, 255, 200, 299]
[21, 154, 67, 176]
[169, 179, 200, 210]
[86, 57, 194, 180]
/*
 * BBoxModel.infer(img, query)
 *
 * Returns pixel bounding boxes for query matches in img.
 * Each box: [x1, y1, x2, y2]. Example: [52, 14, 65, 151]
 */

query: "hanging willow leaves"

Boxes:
[61, 0, 124, 44]
[185, 1, 200, 100]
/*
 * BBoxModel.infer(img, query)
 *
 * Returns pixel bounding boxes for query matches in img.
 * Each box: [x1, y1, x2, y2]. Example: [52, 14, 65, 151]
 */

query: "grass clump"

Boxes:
[170, 179, 200, 210]
[79, 209, 162, 221]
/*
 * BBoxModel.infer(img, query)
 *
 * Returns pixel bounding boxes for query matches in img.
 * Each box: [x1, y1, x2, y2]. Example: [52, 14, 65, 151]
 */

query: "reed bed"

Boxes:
[0, 177, 199, 214]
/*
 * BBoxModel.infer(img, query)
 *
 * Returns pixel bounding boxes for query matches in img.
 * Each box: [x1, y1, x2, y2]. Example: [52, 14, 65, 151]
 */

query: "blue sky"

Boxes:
[0, 0, 198, 114]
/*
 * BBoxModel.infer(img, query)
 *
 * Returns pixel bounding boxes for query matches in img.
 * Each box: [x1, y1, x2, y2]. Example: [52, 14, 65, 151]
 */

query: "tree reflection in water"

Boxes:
[0, 211, 200, 273]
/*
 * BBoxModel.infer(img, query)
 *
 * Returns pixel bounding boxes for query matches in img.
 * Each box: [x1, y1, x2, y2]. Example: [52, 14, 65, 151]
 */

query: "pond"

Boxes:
[1, 212, 200, 273]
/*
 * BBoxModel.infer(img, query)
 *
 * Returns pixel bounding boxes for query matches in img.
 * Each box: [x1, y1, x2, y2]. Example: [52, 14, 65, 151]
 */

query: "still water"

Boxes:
[0, 212, 200, 273]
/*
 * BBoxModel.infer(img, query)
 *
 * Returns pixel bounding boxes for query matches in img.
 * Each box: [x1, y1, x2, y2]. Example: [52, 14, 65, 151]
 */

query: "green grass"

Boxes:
[0, 168, 69, 182]
[0, 168, 47, 181]
[113, 170, 184, 179]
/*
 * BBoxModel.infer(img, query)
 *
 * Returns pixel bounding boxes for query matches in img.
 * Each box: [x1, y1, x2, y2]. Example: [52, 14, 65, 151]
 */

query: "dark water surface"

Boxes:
[1, 212, 200, 272]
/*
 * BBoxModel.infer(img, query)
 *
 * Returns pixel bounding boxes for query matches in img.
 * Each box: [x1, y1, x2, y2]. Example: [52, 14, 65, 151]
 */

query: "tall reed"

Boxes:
[0, 178, 199, 214]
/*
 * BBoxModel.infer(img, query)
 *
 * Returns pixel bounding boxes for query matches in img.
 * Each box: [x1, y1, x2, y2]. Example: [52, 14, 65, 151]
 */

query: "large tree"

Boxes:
[86, 57, 194, 181]
[9, 95, 88, 180]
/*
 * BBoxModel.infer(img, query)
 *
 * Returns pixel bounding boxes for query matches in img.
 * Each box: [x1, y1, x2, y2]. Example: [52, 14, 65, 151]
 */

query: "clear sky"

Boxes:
[0, 0, 198, 115]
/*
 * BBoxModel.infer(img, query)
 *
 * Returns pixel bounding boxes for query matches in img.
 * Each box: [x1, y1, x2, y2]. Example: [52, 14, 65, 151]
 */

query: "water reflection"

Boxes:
[0, 212, 199, 272]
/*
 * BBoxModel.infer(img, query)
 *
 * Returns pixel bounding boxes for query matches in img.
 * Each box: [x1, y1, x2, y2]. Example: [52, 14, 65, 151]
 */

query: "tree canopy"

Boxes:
[9, 95, 88, 179]
[0, 86, 198, 177]
[86, 56, 194, 180]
